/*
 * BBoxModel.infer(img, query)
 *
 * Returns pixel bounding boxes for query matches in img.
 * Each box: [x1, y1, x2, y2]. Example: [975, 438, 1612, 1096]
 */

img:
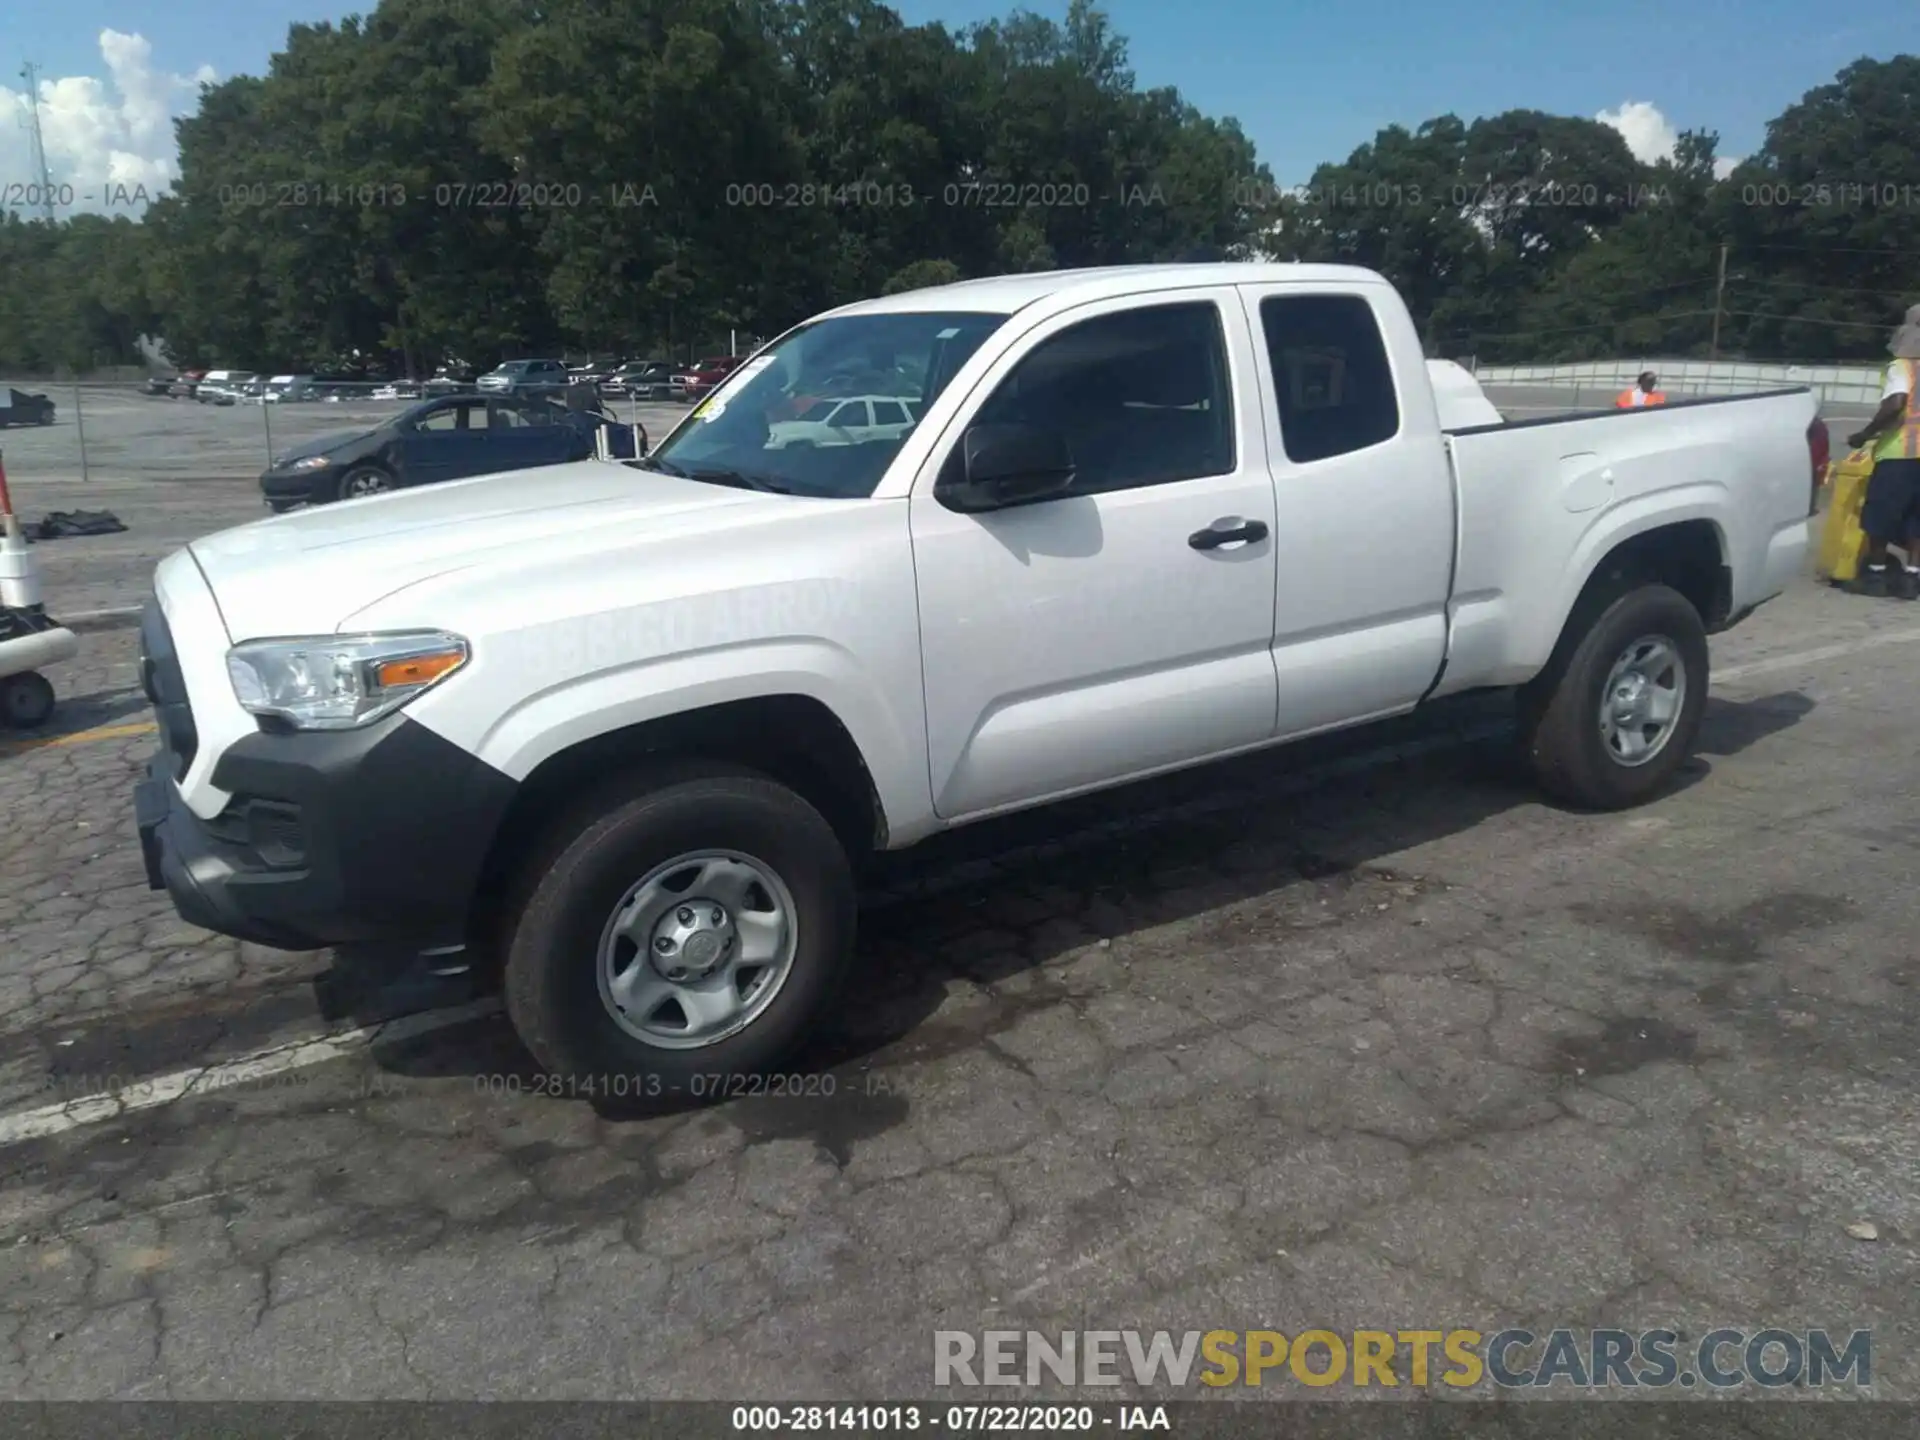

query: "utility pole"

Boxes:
[17, 63, 57, 221]
[1708, 243, 1729, 361]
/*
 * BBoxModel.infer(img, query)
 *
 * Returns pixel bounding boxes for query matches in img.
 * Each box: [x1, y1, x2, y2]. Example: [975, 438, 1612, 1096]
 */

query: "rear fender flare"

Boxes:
[1541, 491, 1732, 659]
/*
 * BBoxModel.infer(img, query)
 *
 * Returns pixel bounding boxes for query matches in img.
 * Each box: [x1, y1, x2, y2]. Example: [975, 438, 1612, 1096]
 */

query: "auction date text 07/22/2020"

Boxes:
[12, 175, 1920, 214]
[206, 180, 1171, 210]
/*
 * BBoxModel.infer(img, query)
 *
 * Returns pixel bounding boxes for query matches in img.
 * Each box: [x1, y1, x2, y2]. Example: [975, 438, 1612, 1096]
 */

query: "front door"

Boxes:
[909, 291, 1280, 820]
[397, 398, 491, 485]
[823, 399, 872, 445]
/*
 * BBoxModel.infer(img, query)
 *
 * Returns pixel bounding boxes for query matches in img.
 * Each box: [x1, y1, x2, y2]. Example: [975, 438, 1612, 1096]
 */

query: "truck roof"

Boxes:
[828, 262, 1387, 318]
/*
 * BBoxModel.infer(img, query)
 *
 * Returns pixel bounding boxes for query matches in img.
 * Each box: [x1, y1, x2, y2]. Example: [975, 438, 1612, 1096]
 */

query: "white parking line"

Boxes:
[4, 620, 1917, 1150]
[0, 998, 501, 1148]
[1714, 624, 1920, 684]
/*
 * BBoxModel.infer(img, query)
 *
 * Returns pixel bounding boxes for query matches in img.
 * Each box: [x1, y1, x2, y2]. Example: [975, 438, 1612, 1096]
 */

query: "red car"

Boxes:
[681, 355, 747, 403]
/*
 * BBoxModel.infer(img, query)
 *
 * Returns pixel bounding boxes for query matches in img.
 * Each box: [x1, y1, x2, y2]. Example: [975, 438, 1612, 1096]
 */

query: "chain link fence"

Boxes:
[0, 377, 693, 484]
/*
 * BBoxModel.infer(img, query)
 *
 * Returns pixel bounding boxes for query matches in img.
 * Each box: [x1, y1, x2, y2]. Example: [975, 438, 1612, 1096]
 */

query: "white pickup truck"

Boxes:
[133, 262, 1819, 1087]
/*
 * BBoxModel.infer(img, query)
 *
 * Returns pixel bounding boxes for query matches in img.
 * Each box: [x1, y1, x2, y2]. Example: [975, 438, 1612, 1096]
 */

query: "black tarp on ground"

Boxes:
[23, 510, 126, 540]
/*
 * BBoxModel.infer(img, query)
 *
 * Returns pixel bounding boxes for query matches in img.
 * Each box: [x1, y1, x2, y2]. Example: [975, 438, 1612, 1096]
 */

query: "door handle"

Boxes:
[1188, 518, 1269, 550]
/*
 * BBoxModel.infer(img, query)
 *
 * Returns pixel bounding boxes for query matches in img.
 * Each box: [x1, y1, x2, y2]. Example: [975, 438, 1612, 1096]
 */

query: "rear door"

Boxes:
[1235, 282, 1454, 736]
[871, 398, 913, 441]
[909, 289, 1280, 819]
[486, 399, 576, 470]
[395, 398, 491, 485]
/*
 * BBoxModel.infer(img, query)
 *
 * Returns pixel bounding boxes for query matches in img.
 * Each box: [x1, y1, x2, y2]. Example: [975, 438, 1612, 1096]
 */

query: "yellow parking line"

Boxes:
[0, 720, 156, 756]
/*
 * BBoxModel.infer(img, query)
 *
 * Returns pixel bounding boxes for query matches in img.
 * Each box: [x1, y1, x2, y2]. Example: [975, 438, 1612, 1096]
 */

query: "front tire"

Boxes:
[502, 760, 857, 1093]
[331, 465, 394, 501]
[1518, 582, 1709, 810]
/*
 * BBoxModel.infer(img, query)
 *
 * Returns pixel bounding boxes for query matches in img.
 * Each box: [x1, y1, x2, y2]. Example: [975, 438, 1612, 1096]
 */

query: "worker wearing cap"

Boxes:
[1845, 303, 1920, 598]
[1615, 372, 1666, 408]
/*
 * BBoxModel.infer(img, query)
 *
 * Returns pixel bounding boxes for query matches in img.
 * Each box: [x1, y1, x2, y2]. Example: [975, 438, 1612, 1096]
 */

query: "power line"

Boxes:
[1735, 242, 1916, 256]
[1436, 309, 1718, 343]
[1721, 309, 1896, 333]
[1559, 274, 1718, 305]
[1732, 276, 1916, 301]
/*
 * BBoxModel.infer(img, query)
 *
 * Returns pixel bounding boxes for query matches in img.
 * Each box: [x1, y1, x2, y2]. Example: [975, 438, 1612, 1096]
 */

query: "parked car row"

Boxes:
[143, 354, 755, 408]
[483, 355, 752, 401]
[150, 371, 355, 404]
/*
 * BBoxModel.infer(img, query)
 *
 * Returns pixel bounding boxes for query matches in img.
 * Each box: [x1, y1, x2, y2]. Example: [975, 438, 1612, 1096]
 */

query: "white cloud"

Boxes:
[1, 31, 215, 217]
[1596, 100, 1739, 179]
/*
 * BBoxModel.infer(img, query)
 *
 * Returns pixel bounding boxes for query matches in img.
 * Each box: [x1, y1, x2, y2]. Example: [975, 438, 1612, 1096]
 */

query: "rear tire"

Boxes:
[1517, 581, 1708, 810]
[501, 760, 857, 1096]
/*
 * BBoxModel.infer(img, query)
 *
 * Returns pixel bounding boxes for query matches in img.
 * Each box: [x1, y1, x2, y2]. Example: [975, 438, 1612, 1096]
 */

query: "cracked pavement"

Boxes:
[3, 476, 1920, 1402]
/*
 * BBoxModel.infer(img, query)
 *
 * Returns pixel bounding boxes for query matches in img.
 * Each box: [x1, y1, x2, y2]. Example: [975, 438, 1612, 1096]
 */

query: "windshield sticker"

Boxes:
[697, 356, 773, 421]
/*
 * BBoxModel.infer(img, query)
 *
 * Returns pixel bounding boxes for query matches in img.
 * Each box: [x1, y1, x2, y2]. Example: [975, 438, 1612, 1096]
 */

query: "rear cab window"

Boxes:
[1256, 294, 1400, 463]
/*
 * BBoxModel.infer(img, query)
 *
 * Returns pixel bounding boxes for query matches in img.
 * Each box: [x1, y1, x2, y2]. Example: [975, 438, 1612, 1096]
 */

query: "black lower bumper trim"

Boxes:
[134, 714, 518, 954]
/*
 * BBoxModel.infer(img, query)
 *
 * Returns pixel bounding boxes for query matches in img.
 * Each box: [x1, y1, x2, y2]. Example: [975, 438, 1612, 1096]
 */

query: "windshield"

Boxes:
[645, 311, 1007, 498]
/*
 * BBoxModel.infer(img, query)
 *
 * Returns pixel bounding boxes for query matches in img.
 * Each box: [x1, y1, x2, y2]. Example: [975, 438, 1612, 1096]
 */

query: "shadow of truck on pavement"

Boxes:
[341, 687, 1814, 1117]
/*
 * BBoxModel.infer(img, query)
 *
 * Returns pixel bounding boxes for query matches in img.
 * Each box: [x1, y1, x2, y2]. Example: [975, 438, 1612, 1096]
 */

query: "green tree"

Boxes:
[1711, 55, 1920, 360]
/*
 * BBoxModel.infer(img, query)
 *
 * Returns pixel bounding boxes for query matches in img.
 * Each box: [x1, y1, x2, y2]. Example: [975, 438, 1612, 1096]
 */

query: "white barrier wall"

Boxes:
[1469, 359, 1890, 407]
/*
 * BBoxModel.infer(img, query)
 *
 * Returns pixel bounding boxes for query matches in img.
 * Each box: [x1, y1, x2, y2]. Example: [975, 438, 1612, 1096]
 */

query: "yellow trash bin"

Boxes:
[1816, 449, 1876, 584]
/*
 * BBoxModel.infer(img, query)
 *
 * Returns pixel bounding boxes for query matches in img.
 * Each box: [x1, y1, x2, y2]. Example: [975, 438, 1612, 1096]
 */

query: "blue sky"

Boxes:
[0, 0, 1890, 209]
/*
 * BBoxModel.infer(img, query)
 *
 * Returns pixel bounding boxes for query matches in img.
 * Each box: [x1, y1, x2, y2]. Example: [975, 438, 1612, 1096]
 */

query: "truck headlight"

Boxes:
[226, 632, 469, 730]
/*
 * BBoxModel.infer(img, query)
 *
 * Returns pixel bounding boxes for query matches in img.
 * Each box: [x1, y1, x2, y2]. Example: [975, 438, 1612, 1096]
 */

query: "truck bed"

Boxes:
[1432, 388, 1820, 696]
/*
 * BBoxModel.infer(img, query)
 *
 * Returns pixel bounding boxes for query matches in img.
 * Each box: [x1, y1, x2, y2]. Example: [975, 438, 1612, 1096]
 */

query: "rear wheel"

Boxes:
[502, 760, 857, 1095]
[1518, 582, 1708, 810]
[0, 671, 56, 728]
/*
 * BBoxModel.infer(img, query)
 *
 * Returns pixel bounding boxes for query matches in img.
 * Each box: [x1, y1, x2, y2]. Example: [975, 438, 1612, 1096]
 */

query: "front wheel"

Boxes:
[1518, 582, 1709, 810]
[502, 760, 858, 1094]
[333, 465, 394, 501]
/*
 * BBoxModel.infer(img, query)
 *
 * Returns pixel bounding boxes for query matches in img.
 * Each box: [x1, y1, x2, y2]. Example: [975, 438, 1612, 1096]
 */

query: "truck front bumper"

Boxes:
[135, 719, 518, 954]
[134, 599, 518, 954]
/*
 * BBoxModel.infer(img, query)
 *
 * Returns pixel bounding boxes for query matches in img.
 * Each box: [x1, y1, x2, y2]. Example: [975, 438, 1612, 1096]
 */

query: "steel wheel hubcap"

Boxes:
[596, 850, 797, 1050]
[1598, 634, 1686, 768]
[345, 472, 388, 495]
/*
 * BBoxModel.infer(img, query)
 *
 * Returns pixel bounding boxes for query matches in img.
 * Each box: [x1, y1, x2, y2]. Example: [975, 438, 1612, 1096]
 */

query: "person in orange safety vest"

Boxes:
[1615, 371, 1666, 408]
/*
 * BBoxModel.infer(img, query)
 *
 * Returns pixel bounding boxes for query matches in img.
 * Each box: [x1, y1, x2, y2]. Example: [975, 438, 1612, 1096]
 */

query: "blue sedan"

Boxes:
[259, 394, 640, 509]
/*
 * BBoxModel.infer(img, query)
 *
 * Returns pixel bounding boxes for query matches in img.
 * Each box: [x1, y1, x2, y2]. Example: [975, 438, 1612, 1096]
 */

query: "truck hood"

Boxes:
[188, 461, 772, 640]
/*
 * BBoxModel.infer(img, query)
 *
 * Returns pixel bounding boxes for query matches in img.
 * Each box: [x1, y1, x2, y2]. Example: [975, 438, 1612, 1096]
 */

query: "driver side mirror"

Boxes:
[936, 422, 1076, 513]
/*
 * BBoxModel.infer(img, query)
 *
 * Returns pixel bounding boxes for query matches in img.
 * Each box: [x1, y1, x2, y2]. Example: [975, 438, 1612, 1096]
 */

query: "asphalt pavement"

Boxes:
[2, 401, 1918, 1403]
